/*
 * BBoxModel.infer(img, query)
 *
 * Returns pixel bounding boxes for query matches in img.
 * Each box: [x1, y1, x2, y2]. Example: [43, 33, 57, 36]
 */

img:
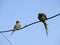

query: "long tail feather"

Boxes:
[43, 20, 48, 36]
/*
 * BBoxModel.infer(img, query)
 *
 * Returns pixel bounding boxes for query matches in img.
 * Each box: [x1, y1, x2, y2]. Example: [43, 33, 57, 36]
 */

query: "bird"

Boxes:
[38, 13, 48, 36]
[11, 20, 21, 35]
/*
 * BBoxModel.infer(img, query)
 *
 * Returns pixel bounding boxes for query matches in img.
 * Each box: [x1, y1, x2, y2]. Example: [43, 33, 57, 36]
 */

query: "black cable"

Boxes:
[0, 13, 60, 33]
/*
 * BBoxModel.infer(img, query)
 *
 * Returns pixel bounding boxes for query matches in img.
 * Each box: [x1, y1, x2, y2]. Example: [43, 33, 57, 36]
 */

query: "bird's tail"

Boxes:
[43, 20, 48, 36]
[10, 30, 15, 35]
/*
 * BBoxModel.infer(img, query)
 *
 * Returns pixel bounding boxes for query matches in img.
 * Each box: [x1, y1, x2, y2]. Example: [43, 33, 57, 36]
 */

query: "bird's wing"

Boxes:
[10, 25, 16, 35]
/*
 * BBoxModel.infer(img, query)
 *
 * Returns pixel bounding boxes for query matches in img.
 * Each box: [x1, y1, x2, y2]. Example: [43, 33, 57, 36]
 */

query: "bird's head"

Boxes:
[16, 20, 20, 23]
[38, 13, 46, 17]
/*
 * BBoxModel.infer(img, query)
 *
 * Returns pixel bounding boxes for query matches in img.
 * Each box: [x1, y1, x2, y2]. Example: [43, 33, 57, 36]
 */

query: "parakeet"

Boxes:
[38, 13, 48, 36]
[11, 20, 21, 35]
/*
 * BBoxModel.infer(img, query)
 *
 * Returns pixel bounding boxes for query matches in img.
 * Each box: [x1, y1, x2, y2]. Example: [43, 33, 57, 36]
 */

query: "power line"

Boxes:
[1, 33, 13, 45]
[0, 13, 60, 33]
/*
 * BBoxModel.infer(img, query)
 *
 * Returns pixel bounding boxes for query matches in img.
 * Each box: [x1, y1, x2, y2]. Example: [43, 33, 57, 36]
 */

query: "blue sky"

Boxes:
[0, 0, 60, 45]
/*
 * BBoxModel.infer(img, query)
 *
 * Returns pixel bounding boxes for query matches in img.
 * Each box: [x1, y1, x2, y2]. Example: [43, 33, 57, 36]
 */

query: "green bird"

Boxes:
[11, 20, 21, 35]
[38, 13, 48, 36]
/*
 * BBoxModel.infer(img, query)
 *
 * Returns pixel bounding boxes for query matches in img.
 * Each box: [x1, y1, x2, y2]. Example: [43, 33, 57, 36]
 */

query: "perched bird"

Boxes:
[38, 13, 48, 36]
[11, 20, 21, 35]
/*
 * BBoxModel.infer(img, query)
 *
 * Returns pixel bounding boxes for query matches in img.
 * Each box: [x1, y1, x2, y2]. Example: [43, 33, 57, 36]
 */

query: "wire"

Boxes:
[0, 13, 60, 33]
[1, 33, 13, 45]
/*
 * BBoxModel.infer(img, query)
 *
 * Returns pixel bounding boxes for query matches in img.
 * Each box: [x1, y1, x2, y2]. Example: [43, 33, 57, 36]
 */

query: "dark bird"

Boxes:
[38, 13, 48, 36]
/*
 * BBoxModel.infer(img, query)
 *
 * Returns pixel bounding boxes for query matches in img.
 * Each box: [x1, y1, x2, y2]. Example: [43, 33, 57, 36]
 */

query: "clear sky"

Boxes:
[0, 0, 60, 45]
